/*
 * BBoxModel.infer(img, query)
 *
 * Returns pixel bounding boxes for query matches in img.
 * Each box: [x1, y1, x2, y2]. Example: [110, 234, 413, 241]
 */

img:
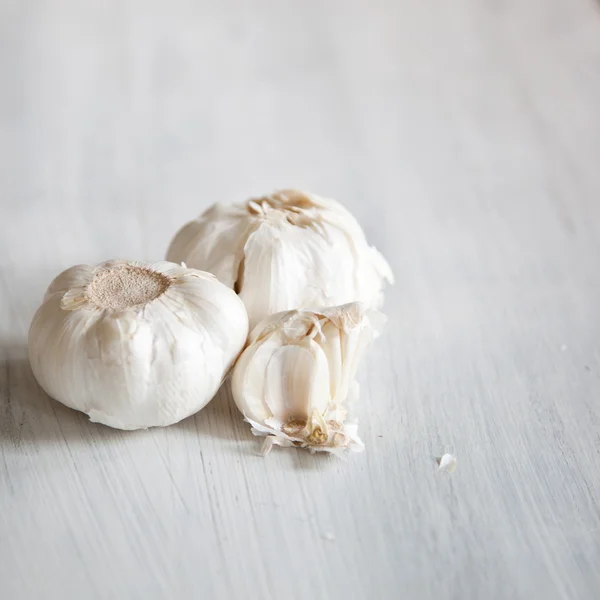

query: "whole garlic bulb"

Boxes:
[231, 302, 381, 456]
[28, 260, 248, 430]
[166, 189, 393, 329]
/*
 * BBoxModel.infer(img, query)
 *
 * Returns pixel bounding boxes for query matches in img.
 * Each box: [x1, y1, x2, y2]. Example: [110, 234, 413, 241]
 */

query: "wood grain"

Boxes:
[2, 1, 600, 598]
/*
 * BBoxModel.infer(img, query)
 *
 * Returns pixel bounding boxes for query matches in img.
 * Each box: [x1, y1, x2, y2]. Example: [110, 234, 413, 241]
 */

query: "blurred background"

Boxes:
[2, 1, 600, 599]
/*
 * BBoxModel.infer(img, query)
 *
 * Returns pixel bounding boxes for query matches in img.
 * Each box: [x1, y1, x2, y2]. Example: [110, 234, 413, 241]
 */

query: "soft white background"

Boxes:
[1, 1, 600, 598]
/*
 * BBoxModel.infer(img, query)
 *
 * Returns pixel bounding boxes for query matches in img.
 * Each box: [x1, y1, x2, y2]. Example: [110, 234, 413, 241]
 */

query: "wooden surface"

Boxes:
[2, 1, 600, 598]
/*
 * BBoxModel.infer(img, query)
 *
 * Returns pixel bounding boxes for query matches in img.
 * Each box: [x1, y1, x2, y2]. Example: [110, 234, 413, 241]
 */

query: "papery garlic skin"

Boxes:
[231, 302, 380, 456]
[166, 190, 393, 329]
[28, 260, 249, 430]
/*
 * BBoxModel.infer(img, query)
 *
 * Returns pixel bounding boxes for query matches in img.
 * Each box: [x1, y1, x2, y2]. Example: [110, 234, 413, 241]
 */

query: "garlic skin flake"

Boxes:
[231, 302, 380, 456]
[166, 189, 394, 329]
[28, 260, 249, 430]
[437, 454, 457, 473]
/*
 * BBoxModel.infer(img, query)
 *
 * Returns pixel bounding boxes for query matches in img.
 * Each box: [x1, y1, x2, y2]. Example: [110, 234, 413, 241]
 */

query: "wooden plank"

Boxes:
[1, 1, 600, 598]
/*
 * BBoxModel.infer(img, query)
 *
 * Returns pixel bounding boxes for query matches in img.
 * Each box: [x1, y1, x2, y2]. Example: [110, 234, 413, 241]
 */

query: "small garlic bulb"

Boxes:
[166, 189, 393, 329]
[231, 302, 381, 456]
[28, 260, 249, 430]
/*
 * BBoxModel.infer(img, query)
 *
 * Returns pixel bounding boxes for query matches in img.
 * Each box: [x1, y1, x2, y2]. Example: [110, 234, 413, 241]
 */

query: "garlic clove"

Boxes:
[263, 345, 315, 421]
[317, 320, 343, 400]
[306, 340, 333, 417]
[231, 334, 282, 424]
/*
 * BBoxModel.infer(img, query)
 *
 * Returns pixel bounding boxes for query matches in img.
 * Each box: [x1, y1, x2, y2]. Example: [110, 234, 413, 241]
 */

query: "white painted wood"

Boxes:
[2, 1, 600, 598]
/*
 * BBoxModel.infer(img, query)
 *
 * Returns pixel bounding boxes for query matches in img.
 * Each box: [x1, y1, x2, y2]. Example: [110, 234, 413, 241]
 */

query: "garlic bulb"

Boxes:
[28, 260, 248, 429]
[231, 302, 381, 456]
[166, 189, 393, 329]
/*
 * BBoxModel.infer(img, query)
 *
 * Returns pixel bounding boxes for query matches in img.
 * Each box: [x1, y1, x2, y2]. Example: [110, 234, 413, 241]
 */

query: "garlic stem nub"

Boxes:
[85, 264, 170, 310]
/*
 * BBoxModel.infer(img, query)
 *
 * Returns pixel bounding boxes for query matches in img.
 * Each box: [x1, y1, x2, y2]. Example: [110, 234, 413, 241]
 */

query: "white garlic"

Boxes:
[231, 302, 382, 456]
[166, 189, 393, 329]
[28, 260, 248, 430]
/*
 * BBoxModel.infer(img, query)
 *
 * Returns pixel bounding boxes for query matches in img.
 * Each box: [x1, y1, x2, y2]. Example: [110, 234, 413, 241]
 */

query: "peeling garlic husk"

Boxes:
[231, 302, 383, 456]
[166, 189, 394, 329]
[28, 260, 249, 430]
